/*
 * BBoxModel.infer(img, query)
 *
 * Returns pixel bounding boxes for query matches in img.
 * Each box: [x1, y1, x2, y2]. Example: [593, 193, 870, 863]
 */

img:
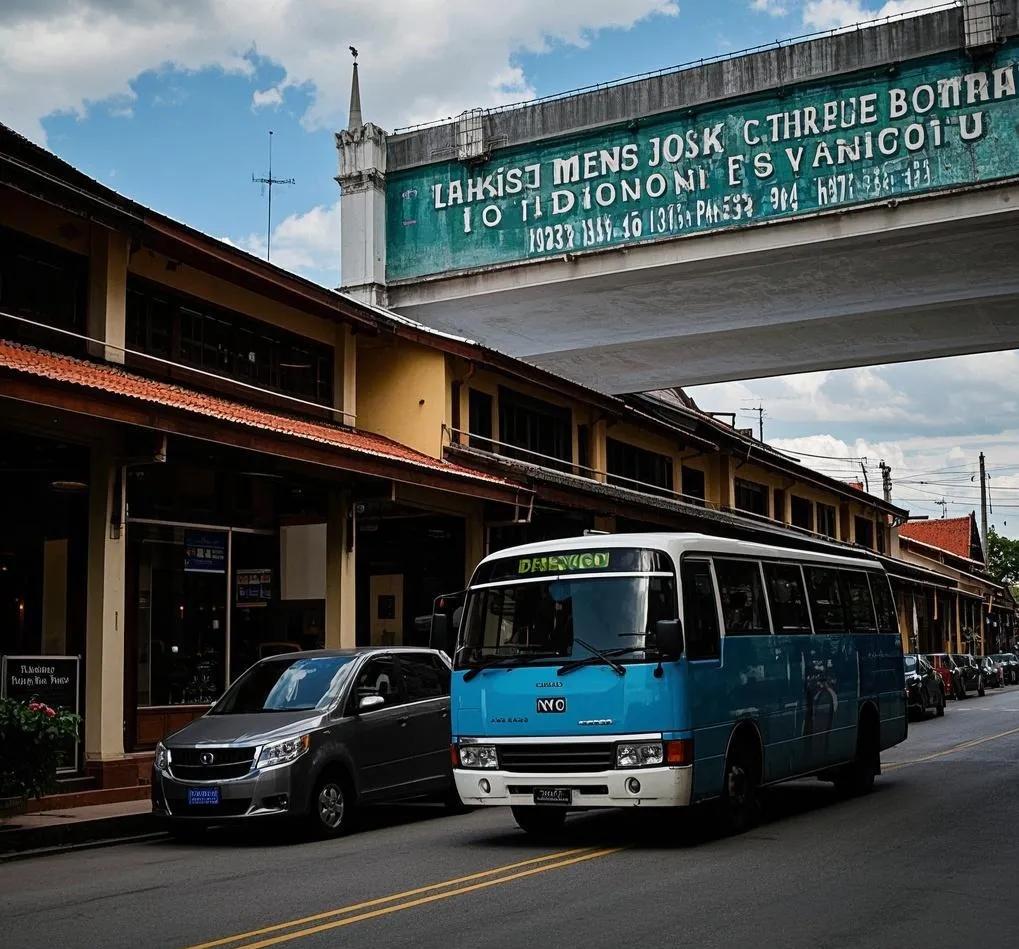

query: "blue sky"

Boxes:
[7, 0, 1012, 533]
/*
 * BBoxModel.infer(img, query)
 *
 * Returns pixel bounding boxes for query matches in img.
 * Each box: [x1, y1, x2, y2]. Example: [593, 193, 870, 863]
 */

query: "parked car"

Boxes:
[926, 653, 966, 700]
[992, 653, 1019, 684]
[904, 654, 946, 718]
[980, 655, 1004, 689]
[152, 648, 459, 839]
[950, 653, 986, 697]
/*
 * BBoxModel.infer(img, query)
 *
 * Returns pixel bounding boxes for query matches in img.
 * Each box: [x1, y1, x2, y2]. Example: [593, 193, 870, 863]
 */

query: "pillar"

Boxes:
[710, 454, 734, 508]
[591, 420, 608, 483]
[333, 323, 357, 427]
[84, 446, 126, 770]
[87, 227, 128, 364]
[336, 123, 388, 306]
[325, 490, 357, 648]
[465, 509, 485, 585]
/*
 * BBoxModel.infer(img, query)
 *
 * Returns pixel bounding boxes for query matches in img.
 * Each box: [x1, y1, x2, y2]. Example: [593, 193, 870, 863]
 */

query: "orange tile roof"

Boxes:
[0, 339, 516, 490]
[899, 516, 978, 561]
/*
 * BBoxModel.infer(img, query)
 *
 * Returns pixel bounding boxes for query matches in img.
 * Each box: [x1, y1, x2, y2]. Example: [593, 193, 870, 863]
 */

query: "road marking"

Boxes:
[184, 847, 604, 949]
[885, 723, 1019, 771]
[225, 847, 624, 949]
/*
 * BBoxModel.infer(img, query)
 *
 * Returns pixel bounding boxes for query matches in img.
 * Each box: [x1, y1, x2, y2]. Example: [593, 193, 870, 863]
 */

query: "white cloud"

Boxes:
[750, 0, 789, 16]
[0, 0, 679, 144]
[223, 198, 341, 285]
[802, 0, 935, 32]
[252, 86, 283, 110]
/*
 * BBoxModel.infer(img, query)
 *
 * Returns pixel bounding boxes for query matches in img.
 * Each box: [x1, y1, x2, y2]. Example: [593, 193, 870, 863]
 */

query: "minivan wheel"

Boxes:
[978, 679, 986, 697]
[511, 805, 567, 837]
[936, 691, 946, 717]
[309, 775, 352, 838]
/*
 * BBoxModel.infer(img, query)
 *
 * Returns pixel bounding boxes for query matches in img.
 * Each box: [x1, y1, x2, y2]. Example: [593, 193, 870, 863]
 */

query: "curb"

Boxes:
[0, 812, 159, 859]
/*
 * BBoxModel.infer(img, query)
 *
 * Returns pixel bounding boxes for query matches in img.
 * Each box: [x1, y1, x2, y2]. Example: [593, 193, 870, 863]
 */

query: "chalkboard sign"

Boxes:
[2, 655, 81, 773]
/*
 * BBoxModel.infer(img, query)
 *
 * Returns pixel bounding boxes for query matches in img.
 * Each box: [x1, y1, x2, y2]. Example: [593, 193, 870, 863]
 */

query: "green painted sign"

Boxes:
[387, 41, 1019, 282]
[518, 552, 611, 575]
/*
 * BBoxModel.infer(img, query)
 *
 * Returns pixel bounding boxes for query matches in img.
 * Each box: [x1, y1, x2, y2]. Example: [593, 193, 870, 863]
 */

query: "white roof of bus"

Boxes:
[480, 532, 883, 571]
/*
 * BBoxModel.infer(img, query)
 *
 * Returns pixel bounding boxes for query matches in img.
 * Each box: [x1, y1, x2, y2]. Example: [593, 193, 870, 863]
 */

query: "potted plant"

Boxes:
[0, 698, 80, 818]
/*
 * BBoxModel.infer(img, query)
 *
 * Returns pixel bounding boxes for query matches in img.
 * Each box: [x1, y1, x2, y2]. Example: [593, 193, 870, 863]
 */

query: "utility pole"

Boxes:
[936, 497, 949, 518]
[879, 460, 892, 502]
[979, 451, 989, 559]
[252, 130, 295, 262]
[741, 404, 765, 441]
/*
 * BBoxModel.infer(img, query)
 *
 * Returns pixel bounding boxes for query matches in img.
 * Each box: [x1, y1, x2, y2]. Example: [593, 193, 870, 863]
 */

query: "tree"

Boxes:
[986, 527, 1019, 586]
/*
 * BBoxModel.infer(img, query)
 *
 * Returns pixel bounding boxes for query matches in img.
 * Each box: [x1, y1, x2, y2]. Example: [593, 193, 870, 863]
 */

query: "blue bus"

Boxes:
[447, 533, 907, 835]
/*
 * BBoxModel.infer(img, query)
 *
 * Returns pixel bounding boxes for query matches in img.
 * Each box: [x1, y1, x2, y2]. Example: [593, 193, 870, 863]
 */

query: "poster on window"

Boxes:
[184, 531, 227, 573]
[237, 568, 272, 607]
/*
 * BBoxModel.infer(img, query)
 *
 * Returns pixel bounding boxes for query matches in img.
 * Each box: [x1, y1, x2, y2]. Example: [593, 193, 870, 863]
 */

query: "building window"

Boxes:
[0, 226, 87, 353]
[817, 503, 837, 538]
[854, 515, 875, 549]
[606, 438, 673, 495]
[681, 466, 706, 506]
[468, 388, 494, 451]
[734, 478, 769, 517]
[791, 496, 814, 531]
[126, 277, 334, 406]
[497, 387, 572, 470]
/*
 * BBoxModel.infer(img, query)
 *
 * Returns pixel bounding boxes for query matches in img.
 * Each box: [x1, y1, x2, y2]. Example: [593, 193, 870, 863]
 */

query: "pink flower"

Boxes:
[45, 707, 56, 718]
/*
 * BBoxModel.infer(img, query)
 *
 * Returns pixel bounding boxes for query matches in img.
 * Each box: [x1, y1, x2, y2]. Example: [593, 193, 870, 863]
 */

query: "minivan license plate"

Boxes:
[187, 787, 220, 806]
[533, 787, 572, 806]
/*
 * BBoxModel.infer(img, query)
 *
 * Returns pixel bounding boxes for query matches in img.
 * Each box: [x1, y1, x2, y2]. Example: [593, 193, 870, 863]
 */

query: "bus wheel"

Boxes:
[511, 806, 567, 837]
[835, 714, 878, 797]
[718, 742, 759, 835]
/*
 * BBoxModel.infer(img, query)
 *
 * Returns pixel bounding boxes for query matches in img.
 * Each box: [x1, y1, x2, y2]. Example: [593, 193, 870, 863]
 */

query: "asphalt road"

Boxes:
[5, 688, 1019, 949]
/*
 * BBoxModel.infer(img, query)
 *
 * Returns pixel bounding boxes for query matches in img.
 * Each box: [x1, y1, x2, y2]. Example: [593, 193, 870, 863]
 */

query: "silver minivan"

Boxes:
[152, 647, 457, 838]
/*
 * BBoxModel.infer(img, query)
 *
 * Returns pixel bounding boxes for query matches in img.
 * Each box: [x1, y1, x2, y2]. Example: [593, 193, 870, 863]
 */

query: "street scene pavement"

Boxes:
[4, 688, 1019, 949]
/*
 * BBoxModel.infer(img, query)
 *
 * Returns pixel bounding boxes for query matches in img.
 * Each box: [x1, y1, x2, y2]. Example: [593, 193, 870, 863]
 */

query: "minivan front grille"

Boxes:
[498, 743, 615, 773]
[168, 747, 256, 781]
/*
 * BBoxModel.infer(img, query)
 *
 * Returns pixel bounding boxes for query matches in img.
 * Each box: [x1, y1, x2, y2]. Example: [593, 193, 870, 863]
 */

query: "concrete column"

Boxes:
[333, 323, 357, 427]
[87, 227, 129, 364]
[84, 446, 126, 764]
[336, 123, 388, 307]
[325, 490, 357, 648]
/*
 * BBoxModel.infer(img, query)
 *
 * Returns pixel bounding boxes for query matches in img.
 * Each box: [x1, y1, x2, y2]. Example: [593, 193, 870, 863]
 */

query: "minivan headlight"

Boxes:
[459, 744, 498, 769]
[616, 742, 664, 768]
[154, 742, 169, 772]
[256, 735, 310, 769]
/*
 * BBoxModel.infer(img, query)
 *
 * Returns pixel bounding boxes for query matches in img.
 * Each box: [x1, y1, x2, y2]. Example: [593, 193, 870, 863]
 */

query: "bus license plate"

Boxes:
[187, 787, 220, 806]
[533, 787, 572, 806]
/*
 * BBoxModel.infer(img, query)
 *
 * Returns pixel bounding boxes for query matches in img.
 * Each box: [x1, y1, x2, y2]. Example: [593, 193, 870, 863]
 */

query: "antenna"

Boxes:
[740, 403, 766, 441]
[251, 130, 295, 261]
[936, 497, 949, 518]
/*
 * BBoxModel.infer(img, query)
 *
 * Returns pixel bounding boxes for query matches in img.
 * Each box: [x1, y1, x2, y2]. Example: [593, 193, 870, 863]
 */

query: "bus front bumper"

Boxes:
[454, 765, 693, 808]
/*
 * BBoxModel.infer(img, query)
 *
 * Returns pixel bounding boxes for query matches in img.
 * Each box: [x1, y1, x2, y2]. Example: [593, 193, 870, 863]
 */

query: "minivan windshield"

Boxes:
[210, 656, 356, 715]
[458, 573, 677, 667]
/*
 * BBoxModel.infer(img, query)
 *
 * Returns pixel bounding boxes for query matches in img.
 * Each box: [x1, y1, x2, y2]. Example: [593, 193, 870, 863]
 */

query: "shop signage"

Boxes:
[237, 568, 272, 607]
[1, 655, 81, 772]
[184, 530, 227, 574]
[387, 41, 1019, 281]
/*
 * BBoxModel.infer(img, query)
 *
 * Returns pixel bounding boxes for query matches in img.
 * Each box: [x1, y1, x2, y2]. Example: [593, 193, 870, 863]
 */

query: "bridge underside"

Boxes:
[388, 183, 1019, 392]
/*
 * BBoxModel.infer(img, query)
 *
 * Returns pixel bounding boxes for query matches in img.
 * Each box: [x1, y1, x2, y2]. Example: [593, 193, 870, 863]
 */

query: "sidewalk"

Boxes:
[0, 799, 159, 858]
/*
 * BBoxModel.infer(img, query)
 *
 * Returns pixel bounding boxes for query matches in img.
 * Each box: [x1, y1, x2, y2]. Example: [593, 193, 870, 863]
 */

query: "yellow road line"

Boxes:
[230, 847, 625, 949]
[184, 847, 598, 949]
[885, 723, 1019, 771]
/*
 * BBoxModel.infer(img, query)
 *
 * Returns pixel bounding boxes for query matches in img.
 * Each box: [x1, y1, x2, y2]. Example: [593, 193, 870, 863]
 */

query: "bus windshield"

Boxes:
[458, 572, 677, 666]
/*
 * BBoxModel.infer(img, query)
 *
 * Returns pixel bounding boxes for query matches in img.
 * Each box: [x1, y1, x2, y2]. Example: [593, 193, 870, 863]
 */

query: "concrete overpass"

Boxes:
[337, 1, 1019, 392]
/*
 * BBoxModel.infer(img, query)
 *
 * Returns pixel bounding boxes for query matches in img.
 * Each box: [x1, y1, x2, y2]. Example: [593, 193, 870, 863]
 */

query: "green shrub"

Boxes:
[0, 698, 80, 799]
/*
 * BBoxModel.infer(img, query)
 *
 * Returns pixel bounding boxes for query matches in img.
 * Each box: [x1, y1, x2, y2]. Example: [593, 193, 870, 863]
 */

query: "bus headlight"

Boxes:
[616, 742, 664, 768]
[459, 744, 499, 769]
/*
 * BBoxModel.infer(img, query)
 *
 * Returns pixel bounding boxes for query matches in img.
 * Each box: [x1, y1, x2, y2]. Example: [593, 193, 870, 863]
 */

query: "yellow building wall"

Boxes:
[1, 187, 92, 257]
[357, 337, 447, 457]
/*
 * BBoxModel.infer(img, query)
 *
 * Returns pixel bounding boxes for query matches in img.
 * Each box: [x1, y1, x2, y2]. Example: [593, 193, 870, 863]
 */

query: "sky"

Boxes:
[4, 0, 1014, 535]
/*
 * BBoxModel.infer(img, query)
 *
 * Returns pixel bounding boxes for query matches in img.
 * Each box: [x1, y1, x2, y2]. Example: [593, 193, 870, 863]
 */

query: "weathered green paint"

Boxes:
[386, 41, 1019, 282]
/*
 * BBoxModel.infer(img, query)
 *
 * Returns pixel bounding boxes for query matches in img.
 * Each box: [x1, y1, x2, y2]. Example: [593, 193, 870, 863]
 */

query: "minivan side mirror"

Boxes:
[655, 619, 683, 658]
[358, 694, 385, 712]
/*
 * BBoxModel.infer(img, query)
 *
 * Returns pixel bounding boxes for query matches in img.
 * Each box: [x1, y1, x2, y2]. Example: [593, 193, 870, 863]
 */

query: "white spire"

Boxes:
[347, 46, 362, 131]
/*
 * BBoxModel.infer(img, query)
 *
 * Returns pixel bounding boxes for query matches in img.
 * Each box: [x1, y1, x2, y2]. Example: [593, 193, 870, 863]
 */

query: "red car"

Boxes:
[926, 653, 965, 700]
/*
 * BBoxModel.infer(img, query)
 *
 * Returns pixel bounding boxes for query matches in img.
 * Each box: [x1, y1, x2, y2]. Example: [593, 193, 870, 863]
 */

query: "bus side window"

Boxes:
[804, 567, 849, 633]
[763, 562, 812, 634]
[680, 559, 720, 659]
[714, 559, 771, 636]
[867, 572, 899, 635]
[840, 570, 878, 633]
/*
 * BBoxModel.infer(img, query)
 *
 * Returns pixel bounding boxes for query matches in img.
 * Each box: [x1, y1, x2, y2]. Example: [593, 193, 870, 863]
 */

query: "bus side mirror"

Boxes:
[655, 619, 683, 658]
[429, 614, 451, 655]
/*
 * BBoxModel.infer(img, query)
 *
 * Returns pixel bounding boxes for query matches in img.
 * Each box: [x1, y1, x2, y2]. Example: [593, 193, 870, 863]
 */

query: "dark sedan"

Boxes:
[904, 654, 946, 718]
[980, 656, 1004, 689]
[950, 653, 986, 697]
